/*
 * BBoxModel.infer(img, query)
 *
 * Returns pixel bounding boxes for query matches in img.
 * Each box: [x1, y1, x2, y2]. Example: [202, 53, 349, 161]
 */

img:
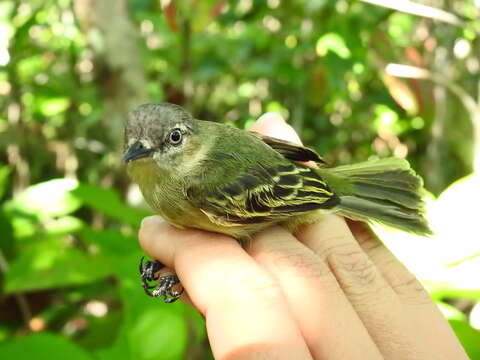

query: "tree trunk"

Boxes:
[74, 0, 148, 146]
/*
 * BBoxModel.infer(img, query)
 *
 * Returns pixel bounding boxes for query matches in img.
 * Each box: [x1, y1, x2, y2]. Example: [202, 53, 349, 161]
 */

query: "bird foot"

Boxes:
[139, 257, 183, 303]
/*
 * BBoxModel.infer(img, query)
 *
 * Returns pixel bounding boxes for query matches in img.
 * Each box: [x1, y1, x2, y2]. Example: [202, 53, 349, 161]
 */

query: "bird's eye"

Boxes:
[168, 129, 183, 145]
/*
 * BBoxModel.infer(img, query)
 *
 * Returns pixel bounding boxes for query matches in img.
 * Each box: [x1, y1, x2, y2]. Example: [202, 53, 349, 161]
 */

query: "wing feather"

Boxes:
[187, 162, 339, 226]
[255, 134, 326, 164]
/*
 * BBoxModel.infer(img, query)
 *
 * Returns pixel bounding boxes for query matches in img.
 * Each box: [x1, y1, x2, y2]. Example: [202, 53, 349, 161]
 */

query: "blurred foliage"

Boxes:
[0, 0, 480, 358]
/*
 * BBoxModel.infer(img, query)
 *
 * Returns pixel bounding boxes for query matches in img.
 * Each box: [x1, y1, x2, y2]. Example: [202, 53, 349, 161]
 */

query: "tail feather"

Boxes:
[352, 182, 421, 209]
[322, 158, 432, 235]
[351, 171, 421, 190]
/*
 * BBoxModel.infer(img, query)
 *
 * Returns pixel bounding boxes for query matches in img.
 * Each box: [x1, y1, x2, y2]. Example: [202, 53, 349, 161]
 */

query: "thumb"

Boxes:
[249, 112, 303, 145]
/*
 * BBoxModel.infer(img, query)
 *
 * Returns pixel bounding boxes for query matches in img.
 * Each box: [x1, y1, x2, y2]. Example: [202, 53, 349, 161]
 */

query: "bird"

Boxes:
[124, 102, 431, 301]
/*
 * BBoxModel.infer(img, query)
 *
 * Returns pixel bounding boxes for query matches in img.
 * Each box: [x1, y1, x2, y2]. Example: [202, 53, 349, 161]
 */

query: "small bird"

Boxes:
[124, 103, 431, 302]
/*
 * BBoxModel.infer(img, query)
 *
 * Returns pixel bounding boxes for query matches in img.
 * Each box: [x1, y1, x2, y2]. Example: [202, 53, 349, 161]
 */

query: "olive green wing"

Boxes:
[253, 133, 326, 164]
[186, 162, 339, 226]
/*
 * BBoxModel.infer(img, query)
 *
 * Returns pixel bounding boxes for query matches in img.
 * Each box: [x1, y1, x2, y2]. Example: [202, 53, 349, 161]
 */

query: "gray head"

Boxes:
[123, 103, 197, 165]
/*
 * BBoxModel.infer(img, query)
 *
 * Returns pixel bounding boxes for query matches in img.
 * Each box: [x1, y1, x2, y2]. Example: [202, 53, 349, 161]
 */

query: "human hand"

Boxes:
[139, 113, 468, 360]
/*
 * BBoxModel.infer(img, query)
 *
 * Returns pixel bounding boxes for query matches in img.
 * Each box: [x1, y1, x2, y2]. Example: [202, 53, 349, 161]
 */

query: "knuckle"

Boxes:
[326, 245, 385, 298]
[251, 242, 344, 296]
[223, 268, 282, 307]
[391, 274, 431, 304]
[274, 248, 331, 279]
[251, 240, 332, 281]
[358, 236, 383, 253]
[381, 260, 432, 305]
[350, 221, 378, 246]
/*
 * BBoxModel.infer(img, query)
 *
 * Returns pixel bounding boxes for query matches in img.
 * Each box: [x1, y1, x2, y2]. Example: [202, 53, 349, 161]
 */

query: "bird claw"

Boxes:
[139, 257, 184, 303]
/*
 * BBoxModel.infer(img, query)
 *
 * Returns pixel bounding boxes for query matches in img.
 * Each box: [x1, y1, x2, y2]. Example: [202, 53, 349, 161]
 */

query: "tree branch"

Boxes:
[360, 0, 463, 26]
[386, 63, 480, 171]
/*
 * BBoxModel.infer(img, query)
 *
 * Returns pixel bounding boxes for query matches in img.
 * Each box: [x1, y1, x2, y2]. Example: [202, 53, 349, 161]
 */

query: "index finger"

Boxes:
[139, 216, 313, 360]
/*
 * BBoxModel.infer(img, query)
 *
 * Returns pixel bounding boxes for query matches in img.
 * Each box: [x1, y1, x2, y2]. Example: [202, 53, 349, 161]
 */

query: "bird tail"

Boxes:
[319, 158, 432, 235]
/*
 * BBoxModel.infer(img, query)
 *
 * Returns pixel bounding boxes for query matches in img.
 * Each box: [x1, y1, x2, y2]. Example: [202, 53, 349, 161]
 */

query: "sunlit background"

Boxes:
[1, 0, 479, 359]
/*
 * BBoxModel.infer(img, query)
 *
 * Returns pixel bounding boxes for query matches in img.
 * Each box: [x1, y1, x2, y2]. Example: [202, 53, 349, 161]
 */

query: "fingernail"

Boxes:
[140, 215, 163, 228]
[256, 112, 286, 125]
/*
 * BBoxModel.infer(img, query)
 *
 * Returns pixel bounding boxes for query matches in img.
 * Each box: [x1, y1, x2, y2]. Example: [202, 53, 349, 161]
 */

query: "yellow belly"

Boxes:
[128, 158, 333, 240]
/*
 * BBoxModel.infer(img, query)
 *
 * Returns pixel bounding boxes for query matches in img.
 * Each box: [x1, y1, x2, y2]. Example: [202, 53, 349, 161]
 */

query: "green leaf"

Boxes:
[316, 33, 351, 59]
[77, 310, 123, 351]
[71, 184, 150, 227]
[0, 209, 15, 257]
[95, 261, 191, 360]
[93, 302, 133, 360]
[7, 212, 37, 239]
[4, 247, 113, 293]
[425, 258, 480, 301]
[387, 13, 414, 47]
[119, 274, 189, 360]
[429, 174, 480, 266]
[0, 333, 94, 360]
[80, 228, 138, 256]
[42, 216, 84, 236]
[449, 319, 480, 359]
[4, 179, 81, 219]
[129, 307, 187, 360]
[17, 55, 47, 81]
[95, 338, 131, 360]
[436, 301, 467, 321]
[0, 165, 11, 200]
[0, 324, 11, 343]
[374, 104, 403, 135]
[39, 97, 71, 116]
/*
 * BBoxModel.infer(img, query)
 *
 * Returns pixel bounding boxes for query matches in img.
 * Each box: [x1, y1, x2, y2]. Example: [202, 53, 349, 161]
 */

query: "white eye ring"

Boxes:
[169, 129, 183, 145]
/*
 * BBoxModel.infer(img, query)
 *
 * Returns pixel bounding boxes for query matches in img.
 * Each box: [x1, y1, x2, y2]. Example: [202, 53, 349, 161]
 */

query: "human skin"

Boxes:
[138, 113, 468, 360]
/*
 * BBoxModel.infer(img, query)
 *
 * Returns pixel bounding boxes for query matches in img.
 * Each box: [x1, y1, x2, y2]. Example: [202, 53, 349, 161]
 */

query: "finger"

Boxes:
[348, 220, 468, 358]
[250, 113, 317, 168]
[295, 214, 431, 358]
[248, 225, 382, 360]
[346, 221, 430, 303]
[249, 112, 303, 144]
[139, 216, 313, 360]
[249, 113, 300, 143]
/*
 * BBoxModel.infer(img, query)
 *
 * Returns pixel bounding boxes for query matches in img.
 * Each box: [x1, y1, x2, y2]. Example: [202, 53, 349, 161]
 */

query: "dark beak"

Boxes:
[123, 141, 154, 163]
